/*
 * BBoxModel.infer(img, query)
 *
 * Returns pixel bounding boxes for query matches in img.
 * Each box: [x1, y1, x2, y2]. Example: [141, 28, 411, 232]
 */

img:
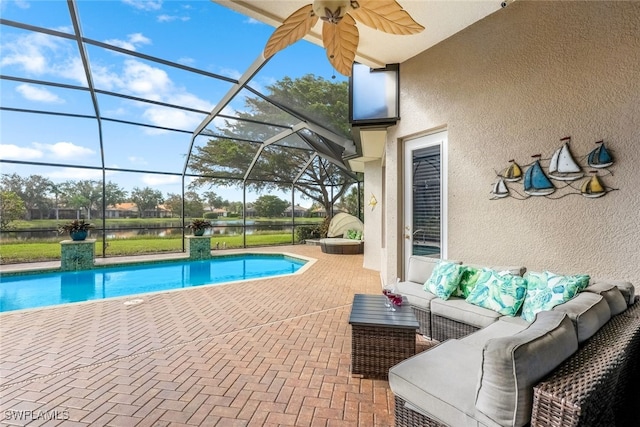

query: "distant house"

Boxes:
[106, 203, 172, 218]
[245, 204, 256, 217]
[310, 206, 327, 218]
[283, 204, 307, 218]
[211, 208, 228, 217]
[106, 203, 137, 218]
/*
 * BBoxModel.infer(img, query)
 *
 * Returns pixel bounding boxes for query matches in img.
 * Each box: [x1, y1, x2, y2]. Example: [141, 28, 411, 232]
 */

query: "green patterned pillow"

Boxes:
[453, 266, 481, 298]
[465, 269, 527, 316]
[520, 271, 591, 322]
[424, 261, 464, 300]
[346, 229, 362, 240]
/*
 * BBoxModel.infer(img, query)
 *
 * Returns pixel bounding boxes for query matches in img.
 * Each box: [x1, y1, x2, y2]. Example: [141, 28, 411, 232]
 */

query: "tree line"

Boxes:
[0, 173, 361, 230]
[0, 174, 233, 228]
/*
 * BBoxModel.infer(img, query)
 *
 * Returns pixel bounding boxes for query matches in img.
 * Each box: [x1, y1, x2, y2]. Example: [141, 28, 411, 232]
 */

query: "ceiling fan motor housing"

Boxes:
[313, 0, 353, 23]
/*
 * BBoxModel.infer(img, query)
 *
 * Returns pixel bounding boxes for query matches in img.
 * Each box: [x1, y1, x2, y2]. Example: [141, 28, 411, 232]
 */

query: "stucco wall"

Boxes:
[385, 1, 640, 284]
[363, 160, 383, 271]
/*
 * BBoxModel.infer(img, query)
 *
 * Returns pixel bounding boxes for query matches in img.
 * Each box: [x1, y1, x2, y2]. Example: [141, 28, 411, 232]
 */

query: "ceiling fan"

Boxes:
[263, 0, 424, 76]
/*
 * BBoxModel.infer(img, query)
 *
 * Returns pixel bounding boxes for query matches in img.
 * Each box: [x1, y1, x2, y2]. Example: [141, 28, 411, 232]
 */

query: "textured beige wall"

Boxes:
[385, 1, 640, 284]
[363, 160, 383, 271]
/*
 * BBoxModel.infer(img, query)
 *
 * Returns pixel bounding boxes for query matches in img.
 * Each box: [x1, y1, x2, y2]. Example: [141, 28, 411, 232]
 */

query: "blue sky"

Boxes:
[0, 0, 349, 206]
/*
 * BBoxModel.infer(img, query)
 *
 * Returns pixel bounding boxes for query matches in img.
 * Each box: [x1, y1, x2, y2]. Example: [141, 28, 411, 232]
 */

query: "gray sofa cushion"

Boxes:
[389, 340, 493, 426]
[431, 297, 502, 329]
[589, 279, 635, 306]
[584, 282, 627, 315]
[396, 281, 437, 310]
[552, 292, 611, 343]
[475, 311, 578, 427]
[406, 256, 461, 285]
[462, 318, 528, 349]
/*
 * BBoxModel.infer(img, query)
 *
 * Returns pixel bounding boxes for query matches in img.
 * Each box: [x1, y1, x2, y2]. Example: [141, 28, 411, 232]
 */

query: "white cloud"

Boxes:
[177, 57, 195, 66]
[122, 0, 162, 11]
[16, 84, 64, 103]
[218, 67, 242, 80]
[90, 62, 124, 91]
[0, 141, 95, 163]
[122, 59, 172, 98]
[157, 14, 190, 23]
[1, 0, 30, 11]
[0, 144, 43, 160]
[142, 174, 181, 186]
[2, 27, 219, 134]
[0, 30, 88, 85]
[31, 142, 95, 160]
[128, 156, 148, 165]
[0, 31, 58, 74]
[244, 18, 261, 25]
[104, 33, 151, 52]
[47, 168, 104, 180]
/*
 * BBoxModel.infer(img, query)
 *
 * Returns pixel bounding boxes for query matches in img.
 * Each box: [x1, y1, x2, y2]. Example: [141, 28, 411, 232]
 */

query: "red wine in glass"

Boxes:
[382, 287, 392, 307]
[392, 294, 403, 307]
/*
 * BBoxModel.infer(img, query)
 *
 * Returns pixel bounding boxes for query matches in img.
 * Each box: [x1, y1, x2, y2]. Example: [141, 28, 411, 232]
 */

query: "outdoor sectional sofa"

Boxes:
[389, 255, 639, 427]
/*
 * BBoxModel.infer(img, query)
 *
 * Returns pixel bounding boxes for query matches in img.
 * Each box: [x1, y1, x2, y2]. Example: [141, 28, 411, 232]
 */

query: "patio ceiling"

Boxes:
[216, 0, 503, 69]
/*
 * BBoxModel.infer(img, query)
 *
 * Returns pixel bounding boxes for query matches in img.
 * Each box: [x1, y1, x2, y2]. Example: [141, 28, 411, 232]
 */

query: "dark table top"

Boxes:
[349, 294, 419, 329]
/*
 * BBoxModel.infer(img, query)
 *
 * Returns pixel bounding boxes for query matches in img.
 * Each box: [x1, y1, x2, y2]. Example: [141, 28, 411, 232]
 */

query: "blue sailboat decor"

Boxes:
[524, 157, 555, 196]
[587, 140, 614, 168]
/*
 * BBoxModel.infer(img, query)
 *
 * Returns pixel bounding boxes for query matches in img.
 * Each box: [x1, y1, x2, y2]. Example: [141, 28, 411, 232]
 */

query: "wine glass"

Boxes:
[382, 284, 393, 308]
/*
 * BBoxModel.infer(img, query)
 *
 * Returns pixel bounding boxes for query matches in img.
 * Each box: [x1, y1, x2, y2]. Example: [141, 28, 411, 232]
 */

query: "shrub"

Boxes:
[295, 225, 321, 242]
[203, 212, 218, 219]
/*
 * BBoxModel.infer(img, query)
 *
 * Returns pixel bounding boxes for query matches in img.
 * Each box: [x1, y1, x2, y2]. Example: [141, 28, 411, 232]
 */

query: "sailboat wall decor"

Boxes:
[499, 159, 523, 182]
[524, 158, 555, 196]
[581, 171, 607, 198]
[491, 137, 618, 200]
[548, 137, 583, 181]
[491, 178, 510, 199]
[588, 140, 614, 168]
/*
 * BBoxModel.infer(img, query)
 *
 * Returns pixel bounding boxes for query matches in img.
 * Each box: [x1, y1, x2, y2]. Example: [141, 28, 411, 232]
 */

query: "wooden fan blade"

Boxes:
[350, 0, 424, 35]
[323, 14, 359, 76]
[264, 4, 319, 59]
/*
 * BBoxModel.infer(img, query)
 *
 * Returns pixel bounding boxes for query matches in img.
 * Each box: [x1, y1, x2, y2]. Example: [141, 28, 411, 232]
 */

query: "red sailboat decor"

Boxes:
[263, 0, 424, 76]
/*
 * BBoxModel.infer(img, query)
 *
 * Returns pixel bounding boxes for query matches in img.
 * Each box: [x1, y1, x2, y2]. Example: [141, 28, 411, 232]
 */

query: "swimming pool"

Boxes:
[0, 254, 307, 313]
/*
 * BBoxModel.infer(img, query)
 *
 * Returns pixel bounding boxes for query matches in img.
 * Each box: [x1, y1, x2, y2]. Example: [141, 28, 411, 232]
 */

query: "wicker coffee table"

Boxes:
[348, 293, 420, 379]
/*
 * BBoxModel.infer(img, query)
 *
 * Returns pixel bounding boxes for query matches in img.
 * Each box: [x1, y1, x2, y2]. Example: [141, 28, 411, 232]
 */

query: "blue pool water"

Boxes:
[0, 254, 306, 313]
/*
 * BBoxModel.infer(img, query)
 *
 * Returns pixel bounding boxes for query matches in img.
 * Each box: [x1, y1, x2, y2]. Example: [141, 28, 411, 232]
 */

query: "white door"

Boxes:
[403, 131, 448, 275]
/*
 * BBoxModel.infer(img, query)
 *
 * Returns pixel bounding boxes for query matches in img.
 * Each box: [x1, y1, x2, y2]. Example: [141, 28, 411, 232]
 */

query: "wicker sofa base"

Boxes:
[531, 299, 640, 427]
[395, 396, 446, 427]
[320, 238, 364, 254]
[431, 314, 480, 341]
[351, 325, 416, 380]
[411, 306, 432, 337]
[394, 300, 640, 427]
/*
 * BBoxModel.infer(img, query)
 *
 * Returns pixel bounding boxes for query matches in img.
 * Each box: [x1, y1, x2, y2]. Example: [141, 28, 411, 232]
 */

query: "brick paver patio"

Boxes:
[0, 245, 403, 426]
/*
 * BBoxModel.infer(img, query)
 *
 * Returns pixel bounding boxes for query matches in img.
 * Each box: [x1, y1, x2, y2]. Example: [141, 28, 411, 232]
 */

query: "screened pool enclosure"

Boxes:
[0, 0, 363, 264]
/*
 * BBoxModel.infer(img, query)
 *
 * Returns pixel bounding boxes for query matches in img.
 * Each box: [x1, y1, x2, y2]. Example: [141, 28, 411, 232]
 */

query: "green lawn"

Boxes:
[0, 233, 301, 264]
[0, 217, 323, 264]
[7, 217, 323, 229]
